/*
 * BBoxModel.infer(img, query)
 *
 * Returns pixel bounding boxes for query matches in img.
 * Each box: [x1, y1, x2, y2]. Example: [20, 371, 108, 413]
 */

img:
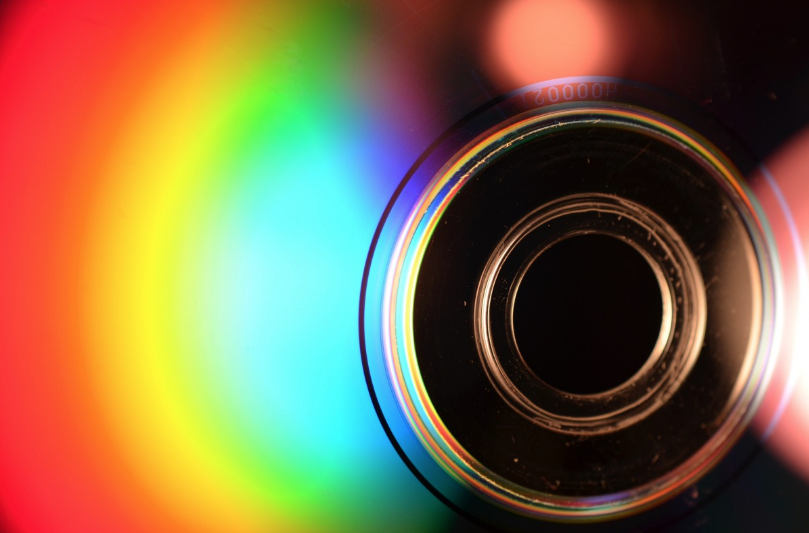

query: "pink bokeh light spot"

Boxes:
[488, 0, 626, 87]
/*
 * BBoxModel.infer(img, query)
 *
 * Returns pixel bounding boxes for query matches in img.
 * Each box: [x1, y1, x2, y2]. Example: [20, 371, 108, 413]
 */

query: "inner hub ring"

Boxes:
[476, 193, 707, 434]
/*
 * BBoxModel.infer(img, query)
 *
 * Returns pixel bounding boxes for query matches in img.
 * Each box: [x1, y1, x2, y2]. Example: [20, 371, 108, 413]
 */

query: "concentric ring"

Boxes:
[362, 80, 780, 529]
[476, 193, 706, 434]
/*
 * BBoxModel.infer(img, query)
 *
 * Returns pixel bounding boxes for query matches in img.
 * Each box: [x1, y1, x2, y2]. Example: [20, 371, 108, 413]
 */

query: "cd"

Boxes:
[1, 1, 808, 532]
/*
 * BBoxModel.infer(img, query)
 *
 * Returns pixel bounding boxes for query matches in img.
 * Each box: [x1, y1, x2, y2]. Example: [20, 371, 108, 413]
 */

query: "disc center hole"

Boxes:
[512, 233, 664, 395]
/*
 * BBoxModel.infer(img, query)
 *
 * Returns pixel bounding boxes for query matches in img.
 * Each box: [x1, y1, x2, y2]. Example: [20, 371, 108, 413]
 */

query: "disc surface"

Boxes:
[2, 1, 809, 532]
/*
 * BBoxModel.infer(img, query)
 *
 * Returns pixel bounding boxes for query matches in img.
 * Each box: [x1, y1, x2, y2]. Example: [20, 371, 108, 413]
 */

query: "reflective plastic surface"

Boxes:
[2, 1, 809, 532]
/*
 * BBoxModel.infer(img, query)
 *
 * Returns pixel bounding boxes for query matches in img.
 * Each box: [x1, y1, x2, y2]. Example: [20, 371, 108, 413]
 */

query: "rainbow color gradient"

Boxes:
[5, 1, 809, 532]
[0, 1, 456, 531]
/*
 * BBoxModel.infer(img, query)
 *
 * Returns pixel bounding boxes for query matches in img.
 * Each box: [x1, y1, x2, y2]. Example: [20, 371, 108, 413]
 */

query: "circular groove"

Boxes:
[476, 193, 706, 434]
[362, 94, 776, 526]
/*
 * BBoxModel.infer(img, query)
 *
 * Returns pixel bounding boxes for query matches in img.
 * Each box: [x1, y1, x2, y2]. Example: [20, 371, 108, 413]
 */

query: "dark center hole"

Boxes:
[512, 233, 664, 395]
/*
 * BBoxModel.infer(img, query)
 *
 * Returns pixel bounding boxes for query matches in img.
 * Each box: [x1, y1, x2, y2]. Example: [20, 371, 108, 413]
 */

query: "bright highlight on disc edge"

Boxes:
[754, 127, 809, 486]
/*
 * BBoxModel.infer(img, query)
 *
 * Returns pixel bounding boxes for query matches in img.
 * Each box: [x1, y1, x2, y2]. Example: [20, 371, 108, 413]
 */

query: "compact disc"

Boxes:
[362, 78, 787, 532]
[1, 1, 809, 532]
